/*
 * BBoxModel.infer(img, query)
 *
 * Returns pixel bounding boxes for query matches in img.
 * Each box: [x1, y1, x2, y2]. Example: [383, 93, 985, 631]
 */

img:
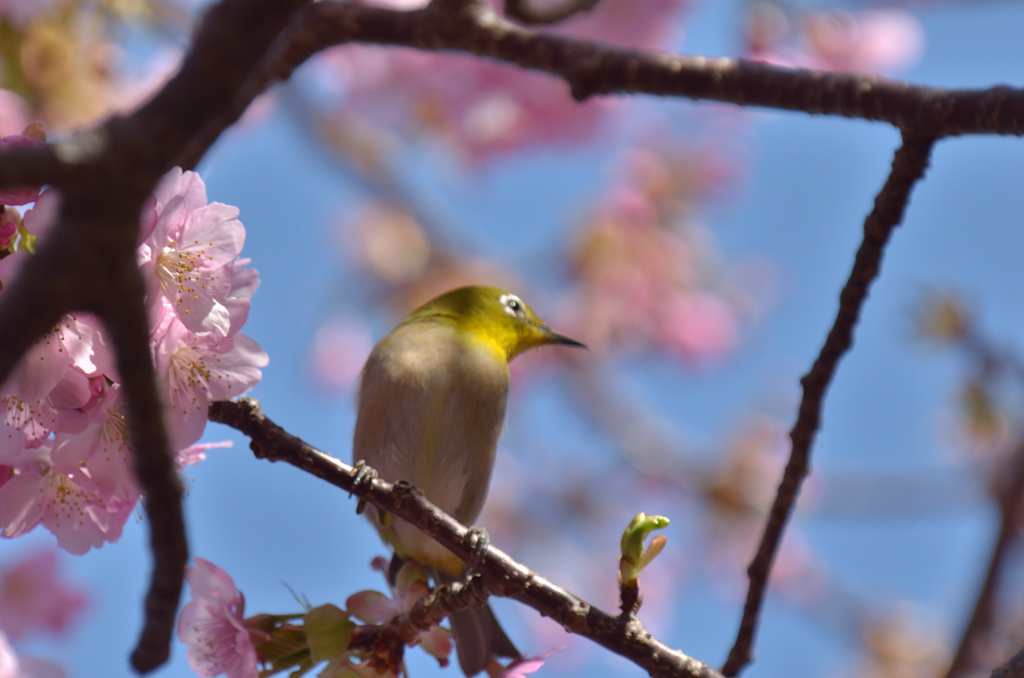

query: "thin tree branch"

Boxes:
[721, 131, 937, 677]
[209, 398, 723, 678]
[945, 444, 1024, 678]
[505, 0, 601, 25]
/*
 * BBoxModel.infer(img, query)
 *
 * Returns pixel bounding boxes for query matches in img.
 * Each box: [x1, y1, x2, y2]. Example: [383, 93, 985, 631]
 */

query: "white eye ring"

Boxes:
[499, 293, 524, 318]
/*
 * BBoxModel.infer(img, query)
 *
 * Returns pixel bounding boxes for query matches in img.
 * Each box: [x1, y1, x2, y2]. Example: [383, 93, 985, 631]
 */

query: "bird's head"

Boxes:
[403, 285, 586, 361]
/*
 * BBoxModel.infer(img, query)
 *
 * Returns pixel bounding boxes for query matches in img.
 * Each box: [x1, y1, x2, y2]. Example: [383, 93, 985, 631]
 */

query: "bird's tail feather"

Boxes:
[435, 570, 520, 676]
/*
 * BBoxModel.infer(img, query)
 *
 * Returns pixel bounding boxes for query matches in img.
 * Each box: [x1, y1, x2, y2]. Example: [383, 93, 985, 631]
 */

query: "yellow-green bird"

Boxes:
[354, 285, 585, 676]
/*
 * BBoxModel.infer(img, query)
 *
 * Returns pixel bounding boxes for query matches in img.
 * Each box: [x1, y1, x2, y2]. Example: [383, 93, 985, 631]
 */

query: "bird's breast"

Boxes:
[353, 323, 510, 525]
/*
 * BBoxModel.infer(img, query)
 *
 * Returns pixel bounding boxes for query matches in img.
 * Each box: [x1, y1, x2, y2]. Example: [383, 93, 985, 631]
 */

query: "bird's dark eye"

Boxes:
[500, 294, 525, 317]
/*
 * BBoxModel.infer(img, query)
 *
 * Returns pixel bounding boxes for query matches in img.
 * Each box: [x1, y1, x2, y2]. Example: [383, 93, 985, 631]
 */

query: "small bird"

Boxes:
[353, 285, 585, 676]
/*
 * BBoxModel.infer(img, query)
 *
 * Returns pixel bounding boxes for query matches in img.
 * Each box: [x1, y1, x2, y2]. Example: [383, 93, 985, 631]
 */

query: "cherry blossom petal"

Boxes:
[178, 559, 258, 678]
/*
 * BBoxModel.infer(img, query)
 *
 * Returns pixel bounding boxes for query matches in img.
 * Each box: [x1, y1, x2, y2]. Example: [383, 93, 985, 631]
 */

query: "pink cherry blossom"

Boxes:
[2, 314, 99, 404]
[178, 558, 259, 678]
[0, 375, 90, 467]
[0, 164, 264, 555]
[0, 136, 43, 207]
[222, 258, 260, 337]
[153, 314, 268, 450]
[0, 441, 135, 555]
[176, 440, 233, 470]
[50, 383, 140, 503]
[0, 549, 87, 640]
[137, 168, 246, 336]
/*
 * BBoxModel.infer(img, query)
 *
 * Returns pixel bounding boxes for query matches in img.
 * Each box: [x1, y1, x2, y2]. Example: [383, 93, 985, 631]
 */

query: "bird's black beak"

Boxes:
[538, 325, 587, 349]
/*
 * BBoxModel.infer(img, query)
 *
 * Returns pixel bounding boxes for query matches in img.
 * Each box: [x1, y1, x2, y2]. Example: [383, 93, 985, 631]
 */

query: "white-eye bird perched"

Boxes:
[353, 285, 585, 676]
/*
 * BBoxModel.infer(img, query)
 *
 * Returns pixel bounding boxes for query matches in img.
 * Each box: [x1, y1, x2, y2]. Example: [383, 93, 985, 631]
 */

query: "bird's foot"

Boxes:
[464, 526, 491, 576]
[351, 460, 378, 514]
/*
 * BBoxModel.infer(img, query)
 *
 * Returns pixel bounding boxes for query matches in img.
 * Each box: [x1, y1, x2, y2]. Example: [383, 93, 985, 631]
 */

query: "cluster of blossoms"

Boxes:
[564, 145, 756, 365]
[0, 129, 267, 555]
[178, 555, 556, 678]
[178, 557, 451, 678]
[309, 0, 688, 162]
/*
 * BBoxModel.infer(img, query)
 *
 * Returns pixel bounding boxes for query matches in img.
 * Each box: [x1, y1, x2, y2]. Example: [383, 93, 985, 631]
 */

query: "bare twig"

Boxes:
[945, 447, 1024, 678]
[505, 0, 600, 25]
[209, 398, 723, 678]
[721, 131, 937, 676]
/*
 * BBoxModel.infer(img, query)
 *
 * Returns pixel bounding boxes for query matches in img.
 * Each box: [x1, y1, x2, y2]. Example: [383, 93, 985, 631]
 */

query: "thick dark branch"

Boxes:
[209, 398, 722, 678]
[0, 144, 71, 191]
[991, 644, 1024, 678]
[98, 260, 187, 673]
[0, 0, 314, 671]
[945, 445, 1024, 678]
[266, 2, 1024, 139]
[505, 0, 600, 24]
[721, 131, 937, 677]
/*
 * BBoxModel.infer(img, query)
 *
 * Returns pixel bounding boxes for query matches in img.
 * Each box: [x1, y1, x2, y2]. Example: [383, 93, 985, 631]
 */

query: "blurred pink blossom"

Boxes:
[308, 320, 373, 392]
[0, 550, 86, 641]
[315, 0, 688, 161]
[178, 558, 258, 678]
[655, 291, 738, 364]
[0, 631, 64, 678]
[0, 91, 28, 138]
[803, 10, 924, 73]
[746, 4, 924, 74]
